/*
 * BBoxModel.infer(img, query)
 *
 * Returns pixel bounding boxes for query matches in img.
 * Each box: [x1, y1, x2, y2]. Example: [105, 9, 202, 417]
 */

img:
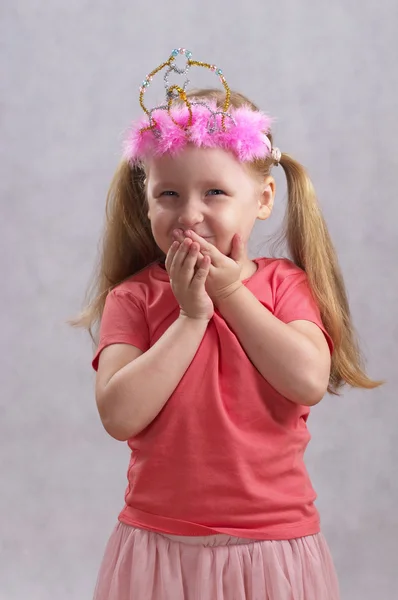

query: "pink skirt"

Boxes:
[93, 522, 340, 600]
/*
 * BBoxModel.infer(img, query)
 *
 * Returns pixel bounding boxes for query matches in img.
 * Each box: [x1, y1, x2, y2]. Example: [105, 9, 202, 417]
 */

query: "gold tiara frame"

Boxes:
[138, 47, 232, 135]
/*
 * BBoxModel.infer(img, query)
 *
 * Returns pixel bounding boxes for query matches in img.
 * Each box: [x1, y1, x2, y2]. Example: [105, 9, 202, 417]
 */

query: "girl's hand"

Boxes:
[165, 238, 214, 321]
[173, 229, 244, 302]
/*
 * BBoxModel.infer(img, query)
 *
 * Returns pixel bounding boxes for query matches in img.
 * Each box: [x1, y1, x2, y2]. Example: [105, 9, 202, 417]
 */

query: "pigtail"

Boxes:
[279, 153, 383, 394]
[70, 161, 163, 341]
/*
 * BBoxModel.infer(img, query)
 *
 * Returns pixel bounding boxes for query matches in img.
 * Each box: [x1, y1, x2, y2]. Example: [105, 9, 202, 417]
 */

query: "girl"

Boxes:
[75, 48, 381, 599]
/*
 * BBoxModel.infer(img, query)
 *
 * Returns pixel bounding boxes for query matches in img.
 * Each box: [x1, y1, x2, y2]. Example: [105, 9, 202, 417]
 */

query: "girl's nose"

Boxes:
[177, 204, 204, 229]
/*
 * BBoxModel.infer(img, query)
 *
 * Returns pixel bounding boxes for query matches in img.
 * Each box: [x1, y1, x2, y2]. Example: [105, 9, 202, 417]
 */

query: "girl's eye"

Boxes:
[160, 191, 177, 196]
[207, 189, 225, 196]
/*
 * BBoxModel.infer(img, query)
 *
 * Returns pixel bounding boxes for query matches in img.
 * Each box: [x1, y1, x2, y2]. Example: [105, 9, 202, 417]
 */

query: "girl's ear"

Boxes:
[257, 176, 275, 221]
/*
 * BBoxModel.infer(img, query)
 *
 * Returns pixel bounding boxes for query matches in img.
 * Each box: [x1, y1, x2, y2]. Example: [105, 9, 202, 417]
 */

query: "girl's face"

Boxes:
[145, 145, 274, 261]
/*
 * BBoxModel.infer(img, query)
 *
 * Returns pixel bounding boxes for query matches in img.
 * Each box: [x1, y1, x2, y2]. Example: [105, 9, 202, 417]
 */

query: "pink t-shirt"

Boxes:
[92, 257, 333, 540]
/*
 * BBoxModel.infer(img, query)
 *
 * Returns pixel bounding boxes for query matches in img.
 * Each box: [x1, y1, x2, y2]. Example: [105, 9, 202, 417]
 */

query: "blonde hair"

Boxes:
[72, 88, 383, 394]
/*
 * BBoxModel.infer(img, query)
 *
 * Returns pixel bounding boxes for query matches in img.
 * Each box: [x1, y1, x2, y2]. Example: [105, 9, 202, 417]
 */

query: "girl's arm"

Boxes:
[96, 237, 213, 442]
[95, 314, 209, 441]
[215, 285, 331, 406]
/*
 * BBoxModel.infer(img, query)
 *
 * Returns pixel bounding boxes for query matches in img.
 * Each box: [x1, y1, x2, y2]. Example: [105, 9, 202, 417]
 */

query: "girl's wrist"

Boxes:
[212, 282, 243, 307]
[178, 311, 211, 325]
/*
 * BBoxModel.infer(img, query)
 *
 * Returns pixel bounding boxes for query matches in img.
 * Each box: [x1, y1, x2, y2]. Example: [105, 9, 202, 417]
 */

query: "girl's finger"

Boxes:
[228, 233, 244, 263]
[190, 254, 211, 290]
[184, 231, 221, 266]
[169, 238, 192, 276]
[165, 241, 180, 273]
[176, 241, 199, 284]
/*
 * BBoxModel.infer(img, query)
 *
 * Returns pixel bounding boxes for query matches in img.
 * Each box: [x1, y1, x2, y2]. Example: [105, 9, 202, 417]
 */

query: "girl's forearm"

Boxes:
[215, 285, 328, 405]
[102, 314, 209, 440]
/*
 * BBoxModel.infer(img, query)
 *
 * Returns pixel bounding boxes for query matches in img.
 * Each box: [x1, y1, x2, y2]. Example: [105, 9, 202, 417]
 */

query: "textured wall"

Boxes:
[1, 1, 397, 598]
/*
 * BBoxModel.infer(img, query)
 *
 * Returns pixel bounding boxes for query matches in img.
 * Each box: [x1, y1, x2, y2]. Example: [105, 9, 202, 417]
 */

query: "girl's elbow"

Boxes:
[301, 393, 323, 407]
[301, 376, 329, 406]
[101, 418, 131, 442]
[96, 391, 140, 441]
[100, 412, 141, 441]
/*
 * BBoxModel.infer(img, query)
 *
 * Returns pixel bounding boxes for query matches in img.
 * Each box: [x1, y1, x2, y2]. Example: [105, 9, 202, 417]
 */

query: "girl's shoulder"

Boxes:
[254, 256, 305, 283]
[112, 262, 165, 295]
[249, 258, 311, 307]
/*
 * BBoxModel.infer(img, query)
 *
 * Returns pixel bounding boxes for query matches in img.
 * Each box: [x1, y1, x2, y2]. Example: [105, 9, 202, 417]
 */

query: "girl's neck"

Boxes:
[240, 258, 258, 280]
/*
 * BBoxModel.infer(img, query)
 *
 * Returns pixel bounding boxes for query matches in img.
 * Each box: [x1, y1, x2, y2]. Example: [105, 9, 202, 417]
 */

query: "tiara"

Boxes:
[123, 47, 281, 165]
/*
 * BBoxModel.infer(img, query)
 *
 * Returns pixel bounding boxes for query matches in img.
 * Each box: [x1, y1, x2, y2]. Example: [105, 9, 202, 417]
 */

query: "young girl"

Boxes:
[75, 48, 381, 599]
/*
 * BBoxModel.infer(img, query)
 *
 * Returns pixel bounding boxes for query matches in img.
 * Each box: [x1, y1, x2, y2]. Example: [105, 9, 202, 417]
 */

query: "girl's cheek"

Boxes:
[217, 213, 240, 233]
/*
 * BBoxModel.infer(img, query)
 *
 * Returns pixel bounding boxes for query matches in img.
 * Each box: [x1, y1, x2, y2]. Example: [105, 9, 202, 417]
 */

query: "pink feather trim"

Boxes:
[123, 103, 273, 164]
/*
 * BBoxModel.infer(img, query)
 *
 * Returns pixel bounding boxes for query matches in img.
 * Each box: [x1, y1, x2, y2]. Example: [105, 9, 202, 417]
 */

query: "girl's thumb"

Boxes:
[230, 234, 244, 263]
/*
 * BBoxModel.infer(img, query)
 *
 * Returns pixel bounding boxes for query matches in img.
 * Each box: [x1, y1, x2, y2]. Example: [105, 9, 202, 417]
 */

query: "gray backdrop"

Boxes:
[1, 1, 397, 599]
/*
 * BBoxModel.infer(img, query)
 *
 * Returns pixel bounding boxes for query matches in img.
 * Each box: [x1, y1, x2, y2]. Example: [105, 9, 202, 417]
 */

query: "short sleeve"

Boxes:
[273, 271, 334, 355]
[92, 288, 150, 371]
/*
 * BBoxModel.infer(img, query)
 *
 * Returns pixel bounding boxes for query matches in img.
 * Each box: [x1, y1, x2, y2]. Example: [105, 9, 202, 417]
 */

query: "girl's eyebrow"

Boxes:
[150, 178, 231, 191]
[201, 180, 229, 187]
[150, 181, 179, 190]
